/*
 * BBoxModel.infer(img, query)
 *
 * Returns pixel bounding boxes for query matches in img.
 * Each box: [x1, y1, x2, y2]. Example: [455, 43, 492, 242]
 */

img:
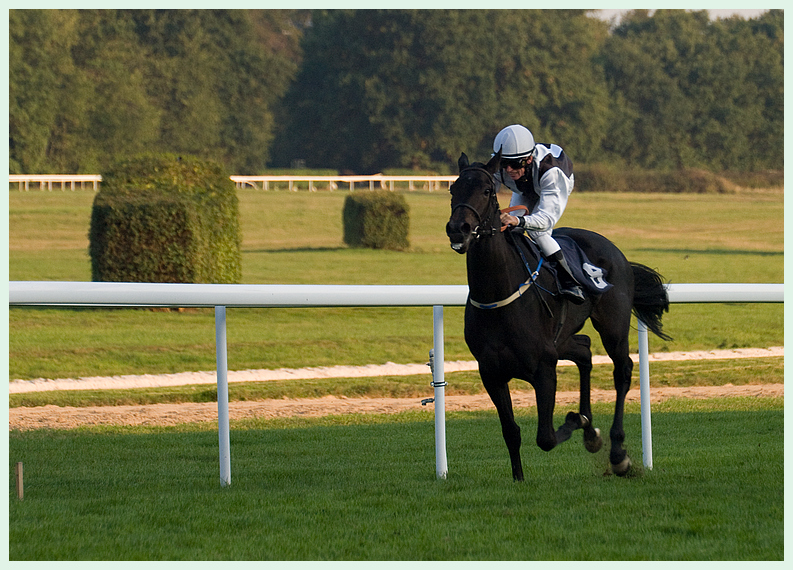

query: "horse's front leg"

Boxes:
[481, 372, 524, 481]
[531, 356, 559, 453]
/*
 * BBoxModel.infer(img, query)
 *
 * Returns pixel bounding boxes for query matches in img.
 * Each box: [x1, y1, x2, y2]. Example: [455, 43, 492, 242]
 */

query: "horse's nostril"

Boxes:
[446, 220, 471, 241]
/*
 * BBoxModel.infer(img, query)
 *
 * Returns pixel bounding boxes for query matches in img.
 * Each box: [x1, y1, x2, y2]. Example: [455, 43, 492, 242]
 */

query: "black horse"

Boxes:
[446, 151, 670, 480]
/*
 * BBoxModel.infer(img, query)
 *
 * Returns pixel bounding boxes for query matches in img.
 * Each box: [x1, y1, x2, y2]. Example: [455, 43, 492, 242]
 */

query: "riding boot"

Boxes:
[549, 251, 586, 304]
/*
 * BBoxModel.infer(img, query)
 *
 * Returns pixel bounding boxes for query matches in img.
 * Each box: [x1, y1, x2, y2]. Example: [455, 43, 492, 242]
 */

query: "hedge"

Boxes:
[343, 191, 410, 250]
[89, 153, 242, 283]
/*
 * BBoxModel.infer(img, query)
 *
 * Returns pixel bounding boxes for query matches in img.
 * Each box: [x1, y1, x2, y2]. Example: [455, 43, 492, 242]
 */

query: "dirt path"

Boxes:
[9, 346, 785, 393]
[9, 383, 783, 431]
[9, 347, 784, 431]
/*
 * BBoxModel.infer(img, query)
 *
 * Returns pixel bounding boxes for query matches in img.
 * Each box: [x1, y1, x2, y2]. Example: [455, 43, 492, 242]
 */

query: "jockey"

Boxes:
[494, 124, 585, 303]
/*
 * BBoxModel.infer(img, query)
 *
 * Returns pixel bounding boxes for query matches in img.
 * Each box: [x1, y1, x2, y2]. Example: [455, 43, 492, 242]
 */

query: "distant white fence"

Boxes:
[231, 175, 458, 192]
[9, 174, 457, 193]
[10, 174, 102, 191]
[9, 281, 784, 485]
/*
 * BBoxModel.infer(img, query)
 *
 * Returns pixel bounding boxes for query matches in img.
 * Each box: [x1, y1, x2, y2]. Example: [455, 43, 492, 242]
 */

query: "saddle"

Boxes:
[505, 229, 613, 298]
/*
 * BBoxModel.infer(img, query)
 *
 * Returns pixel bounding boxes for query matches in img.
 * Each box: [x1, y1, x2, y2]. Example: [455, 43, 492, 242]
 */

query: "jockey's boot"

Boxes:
[550, 251, 586, 304]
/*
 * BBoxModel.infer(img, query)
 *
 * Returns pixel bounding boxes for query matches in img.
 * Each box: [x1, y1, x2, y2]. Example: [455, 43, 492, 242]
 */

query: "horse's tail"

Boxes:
[631, 263, 673, 341]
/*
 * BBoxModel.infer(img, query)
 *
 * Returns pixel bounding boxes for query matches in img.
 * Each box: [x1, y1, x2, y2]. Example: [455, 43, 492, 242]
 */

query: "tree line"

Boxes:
[9, 9, 783, 175]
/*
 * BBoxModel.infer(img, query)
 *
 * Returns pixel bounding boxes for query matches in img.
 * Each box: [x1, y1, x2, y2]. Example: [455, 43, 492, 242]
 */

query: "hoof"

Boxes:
[611, 455, 632, 477]
[584, 427, 603, 453]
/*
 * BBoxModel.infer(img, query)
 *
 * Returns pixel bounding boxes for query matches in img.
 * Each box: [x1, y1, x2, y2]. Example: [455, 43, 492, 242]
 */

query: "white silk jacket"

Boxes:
[494, 143, 575, 256]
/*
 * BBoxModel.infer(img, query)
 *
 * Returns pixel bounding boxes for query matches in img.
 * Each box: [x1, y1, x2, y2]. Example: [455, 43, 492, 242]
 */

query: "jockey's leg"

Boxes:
[532, 232, 586, 303]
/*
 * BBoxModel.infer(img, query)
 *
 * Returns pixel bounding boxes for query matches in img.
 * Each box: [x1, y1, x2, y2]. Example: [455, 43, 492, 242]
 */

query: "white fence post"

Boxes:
[432, 305, 448, 479]
[637, 320, 653, 470]
[215, 306, 231, 487]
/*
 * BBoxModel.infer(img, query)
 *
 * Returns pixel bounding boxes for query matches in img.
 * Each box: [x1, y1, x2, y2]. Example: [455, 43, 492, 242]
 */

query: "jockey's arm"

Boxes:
[506, 168, 572, 231]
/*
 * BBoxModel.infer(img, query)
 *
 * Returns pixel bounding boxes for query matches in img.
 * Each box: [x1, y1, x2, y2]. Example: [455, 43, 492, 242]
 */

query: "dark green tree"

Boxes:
[707, 10, 783, 170]
[9, 10, 89, 173]
[494, 10, 612, 164]
[9, 9, 782, 174]
[9, 9, 306, 174]
[600, 9, 783, 170]
[71, 10, 162, 171]
[272, 9, 612, 173]
[127, 9, 302, 172]
[600, 10, 707, 169]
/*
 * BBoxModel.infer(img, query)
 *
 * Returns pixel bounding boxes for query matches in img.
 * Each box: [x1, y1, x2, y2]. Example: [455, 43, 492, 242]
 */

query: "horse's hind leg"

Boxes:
[482, 373, 524, 481]
[555, 334, 603, 452]
[594, 323, 634, 476]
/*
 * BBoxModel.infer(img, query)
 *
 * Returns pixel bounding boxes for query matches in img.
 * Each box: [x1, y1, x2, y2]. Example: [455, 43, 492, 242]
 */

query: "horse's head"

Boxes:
[446, 151, 502, 254]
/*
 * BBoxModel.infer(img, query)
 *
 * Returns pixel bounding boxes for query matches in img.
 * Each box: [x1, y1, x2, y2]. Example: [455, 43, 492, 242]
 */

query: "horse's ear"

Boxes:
[486, 147, 502, 174]
[458, 153, 469, 172]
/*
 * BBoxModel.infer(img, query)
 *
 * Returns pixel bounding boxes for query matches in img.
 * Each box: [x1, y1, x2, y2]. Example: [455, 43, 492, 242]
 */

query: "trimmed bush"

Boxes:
[343, 191, 410, 250]
[89, 153, 242, 283]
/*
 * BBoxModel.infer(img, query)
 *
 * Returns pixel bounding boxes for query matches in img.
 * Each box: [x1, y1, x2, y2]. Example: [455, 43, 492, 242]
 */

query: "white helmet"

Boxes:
[493, 124, 535, 159]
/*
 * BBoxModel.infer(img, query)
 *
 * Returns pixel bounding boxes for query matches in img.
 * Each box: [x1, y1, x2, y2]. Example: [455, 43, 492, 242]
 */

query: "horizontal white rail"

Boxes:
[10, 174, 102, 191]
[665, 283, 783, 303]
[9, 174, 458, 193]
[9, 281, 783, 484]
[8, 282, 469, 307]
[230, 174, 457, 192]
[230, 175, 457, 192]
[7, 281, 784, 307]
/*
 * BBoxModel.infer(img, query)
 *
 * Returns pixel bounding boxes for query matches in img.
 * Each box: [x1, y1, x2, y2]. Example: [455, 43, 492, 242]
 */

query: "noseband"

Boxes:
[450, 166, 499, 239]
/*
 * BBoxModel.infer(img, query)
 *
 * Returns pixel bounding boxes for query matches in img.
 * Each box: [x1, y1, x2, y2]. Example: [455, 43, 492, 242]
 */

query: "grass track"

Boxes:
[9, 398, 783, 560]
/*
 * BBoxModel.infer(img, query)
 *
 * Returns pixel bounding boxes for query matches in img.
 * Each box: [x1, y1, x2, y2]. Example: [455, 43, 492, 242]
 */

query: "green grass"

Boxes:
[8, 188, 783, 382]
[9, 188, 783, 284]
[8, 302, 783, 382]
[9, 398, 784, 560]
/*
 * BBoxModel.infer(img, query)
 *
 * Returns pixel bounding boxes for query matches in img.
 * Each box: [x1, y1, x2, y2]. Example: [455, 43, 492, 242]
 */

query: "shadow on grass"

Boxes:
[243, 246, 350, 254]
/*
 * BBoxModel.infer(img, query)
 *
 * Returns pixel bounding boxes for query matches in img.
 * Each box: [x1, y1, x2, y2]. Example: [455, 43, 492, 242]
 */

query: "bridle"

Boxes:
[450, 166, 499, 239]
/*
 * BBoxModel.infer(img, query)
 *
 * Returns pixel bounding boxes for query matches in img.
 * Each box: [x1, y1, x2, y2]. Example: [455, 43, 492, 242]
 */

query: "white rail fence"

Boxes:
[10, 174, 102, 191]
[230, 175, 458, 192]
[9, 174, 457, 193]
[9, 281, 783, 486]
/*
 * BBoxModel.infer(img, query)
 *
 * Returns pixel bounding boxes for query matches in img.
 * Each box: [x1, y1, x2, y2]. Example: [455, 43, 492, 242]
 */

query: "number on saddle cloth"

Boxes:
[555, 236, 613, 295]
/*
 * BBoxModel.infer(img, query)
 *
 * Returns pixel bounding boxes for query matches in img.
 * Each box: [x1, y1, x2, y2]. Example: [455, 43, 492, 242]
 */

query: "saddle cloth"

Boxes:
[554, 235, 613, 296]
[507, 229, 613, 297]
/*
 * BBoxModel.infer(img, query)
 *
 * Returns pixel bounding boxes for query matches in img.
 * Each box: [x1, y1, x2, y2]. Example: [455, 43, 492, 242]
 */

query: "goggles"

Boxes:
[502, 157, 529, 170]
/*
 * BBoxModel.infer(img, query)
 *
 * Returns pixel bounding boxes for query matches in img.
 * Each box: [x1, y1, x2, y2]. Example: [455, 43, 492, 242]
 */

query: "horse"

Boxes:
[446, 151, 671, 480]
